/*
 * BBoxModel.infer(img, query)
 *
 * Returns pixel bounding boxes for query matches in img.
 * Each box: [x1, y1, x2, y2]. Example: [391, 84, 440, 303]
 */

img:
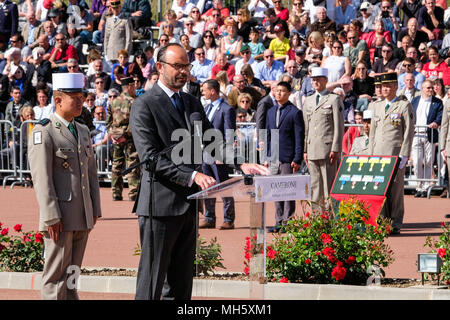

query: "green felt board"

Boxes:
[331, 155, 398, 196]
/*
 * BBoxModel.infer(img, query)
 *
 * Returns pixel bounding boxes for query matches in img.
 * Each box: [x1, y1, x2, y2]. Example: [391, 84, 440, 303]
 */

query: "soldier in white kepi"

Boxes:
[368, 72, 415, 235]
[303, 67, 345, 210]
[28, 73, 102, 300]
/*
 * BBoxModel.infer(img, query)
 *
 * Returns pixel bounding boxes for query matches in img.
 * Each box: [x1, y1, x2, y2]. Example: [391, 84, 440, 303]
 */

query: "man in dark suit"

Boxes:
[265, 81, 305, 233]
[130, 43, 268, 300]
[199, 79, 236, 230]
[410, 79, 443, 197]
[0, 0, 18, 42]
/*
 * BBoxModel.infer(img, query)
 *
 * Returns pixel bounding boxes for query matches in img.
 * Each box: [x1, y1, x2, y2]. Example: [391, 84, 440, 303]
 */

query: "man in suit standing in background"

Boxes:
[265, 81, 304, 232]
[303, 67, 344, 210]
[440, 100, 450, 195]
[410, 79, 443, 198]
[130, 43, 268, 300]
[199, 79, 237, 230]
[28, 73, 102, 300]
[368, 72, 415, 234]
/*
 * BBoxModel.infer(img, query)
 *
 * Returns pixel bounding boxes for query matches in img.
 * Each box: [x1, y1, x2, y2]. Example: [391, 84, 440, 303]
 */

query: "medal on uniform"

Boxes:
[357, 157, 368, 171]
[390, 113, 402, 127]
[62, 160, 70, 169]
[362, 175, 373, 190]
[380, 158, 391, 172]
[373, 176, 384, 190]
[369, 157, 380, 172]
[339, 175, 351, 190]
[351, 175, 362, 189]
[346, 156, 357, 172]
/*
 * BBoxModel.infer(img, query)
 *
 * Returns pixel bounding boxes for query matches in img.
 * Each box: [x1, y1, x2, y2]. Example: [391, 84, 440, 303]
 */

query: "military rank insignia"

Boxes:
[33, 131, 42, 145]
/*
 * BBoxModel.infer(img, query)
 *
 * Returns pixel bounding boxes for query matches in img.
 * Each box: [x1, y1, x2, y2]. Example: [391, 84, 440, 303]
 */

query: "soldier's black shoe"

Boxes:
[113, 195, 123, 201]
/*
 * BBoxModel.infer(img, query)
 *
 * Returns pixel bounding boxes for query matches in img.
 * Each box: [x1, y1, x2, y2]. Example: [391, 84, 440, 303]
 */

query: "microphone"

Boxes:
[190, 112, 204, 165]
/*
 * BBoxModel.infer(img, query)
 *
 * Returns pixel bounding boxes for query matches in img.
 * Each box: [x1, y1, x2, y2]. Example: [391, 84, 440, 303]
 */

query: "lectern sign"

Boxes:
[254, 174, 311, 203]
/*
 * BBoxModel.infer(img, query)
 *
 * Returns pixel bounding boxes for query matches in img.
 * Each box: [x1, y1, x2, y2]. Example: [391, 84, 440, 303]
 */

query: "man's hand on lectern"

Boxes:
[194, 172, 217, 190]
[240, 163, 271, 175]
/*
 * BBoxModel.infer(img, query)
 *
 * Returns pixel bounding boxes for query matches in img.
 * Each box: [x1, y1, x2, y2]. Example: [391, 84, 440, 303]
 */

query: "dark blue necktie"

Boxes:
[172, 92, 185, 116]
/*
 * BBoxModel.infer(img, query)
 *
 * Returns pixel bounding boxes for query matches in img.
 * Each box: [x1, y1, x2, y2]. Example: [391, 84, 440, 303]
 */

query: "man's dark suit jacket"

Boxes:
[266, 102, 305, 164]
[256, 93, 275, 130]
[130, 83, 213, 217]
[0, 0, 18, 40]
[411, 95, 443, 143]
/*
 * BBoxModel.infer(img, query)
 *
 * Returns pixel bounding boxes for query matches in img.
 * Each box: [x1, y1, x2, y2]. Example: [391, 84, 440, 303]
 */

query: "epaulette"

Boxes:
[397, 95, 408, 101]
[37, 118, 50, 126]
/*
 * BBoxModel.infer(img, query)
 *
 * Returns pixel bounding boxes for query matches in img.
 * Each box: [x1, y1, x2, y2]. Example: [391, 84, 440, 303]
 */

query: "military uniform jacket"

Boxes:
[104, 14, 132, 61]
[303, 91, 345, 160]
[440, 100, 450, 156]
[368, 98, 415, 157]
[106, 92, 134, 140]
[350, 134, 370, 155]
[28, 114, 102, 232]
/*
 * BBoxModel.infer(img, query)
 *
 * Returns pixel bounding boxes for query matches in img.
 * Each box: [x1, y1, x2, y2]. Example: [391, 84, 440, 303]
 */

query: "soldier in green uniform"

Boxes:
[106, 77, 140, 201]
[368, 72, 415, 234]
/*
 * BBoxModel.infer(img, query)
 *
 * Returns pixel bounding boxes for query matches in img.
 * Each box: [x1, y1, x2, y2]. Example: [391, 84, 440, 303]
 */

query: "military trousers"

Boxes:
[111, 141, 140, 198]
[41, 230, 89, 300]
[308, 158, 338, 211]
[380, 167, 406, 230]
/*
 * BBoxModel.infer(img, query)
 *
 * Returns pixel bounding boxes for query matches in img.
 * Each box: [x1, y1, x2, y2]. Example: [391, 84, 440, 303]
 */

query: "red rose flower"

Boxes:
[331, 264, 347, 281]
[328, 255, 337, 263]
[23, 235, 31, 243]
[303, 223, 310, 228]
[267, 248, 278, 260]
[441, 222, 445, 227]
[385, 225, 391, 234]
[438, 248, 446, 258]
[1, 228, 9, 236]
[0, 244, 4, 251]
[280, 277, 289, 283]
[321, 233, 332, 244]
[346, 225, 352, 230]
[322, 247, 335, 257]
[305, 258, 311, 264]
[14, 224, 22, 232]
[305, 212, 310, 218]
[316, 251, 321, 256]
[346, 256, 356, 264]
[244, 266, 249, 275]
[35, 233, 43, 243]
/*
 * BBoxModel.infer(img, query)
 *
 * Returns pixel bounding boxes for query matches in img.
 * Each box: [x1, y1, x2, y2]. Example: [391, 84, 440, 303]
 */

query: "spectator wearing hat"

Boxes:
[303, 67, 344, 210]
[310, 6, 337, 35]
[263, 8, 289, 48]
[0, 0, 18, 42]
[104, 1, 132, 68]
[349, 109, 372, 155]
[47, 7, 68, 36]
[269, 23, 290, 61]
[235, 43, 258, 75]
[191, 47, 214, 84]
[248, 27, 266, 60]
[28, 72, 102, 300]
[358, 2, 376, 32]
[368, 72, 415, 235]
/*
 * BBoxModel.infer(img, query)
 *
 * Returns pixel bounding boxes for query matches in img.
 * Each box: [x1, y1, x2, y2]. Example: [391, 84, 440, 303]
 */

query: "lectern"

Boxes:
[188, 174, 311, 299]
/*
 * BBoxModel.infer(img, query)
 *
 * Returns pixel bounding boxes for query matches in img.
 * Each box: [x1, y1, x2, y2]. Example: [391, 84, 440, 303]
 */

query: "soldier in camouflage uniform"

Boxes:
[106, 77, 140, 201]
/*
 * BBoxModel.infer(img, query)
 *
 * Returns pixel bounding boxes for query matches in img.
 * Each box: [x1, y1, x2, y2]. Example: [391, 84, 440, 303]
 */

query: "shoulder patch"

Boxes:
[37, 118, 50, 126]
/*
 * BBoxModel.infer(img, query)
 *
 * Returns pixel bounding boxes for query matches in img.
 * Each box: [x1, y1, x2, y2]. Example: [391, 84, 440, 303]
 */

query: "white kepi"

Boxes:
[310, 67, 328, 78]
[52, 73, 84, 92]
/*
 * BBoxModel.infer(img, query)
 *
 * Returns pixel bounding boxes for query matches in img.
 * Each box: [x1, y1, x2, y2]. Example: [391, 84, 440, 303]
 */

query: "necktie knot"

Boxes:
[385, 103, 390, 112]
[316, 94, 320, 106]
